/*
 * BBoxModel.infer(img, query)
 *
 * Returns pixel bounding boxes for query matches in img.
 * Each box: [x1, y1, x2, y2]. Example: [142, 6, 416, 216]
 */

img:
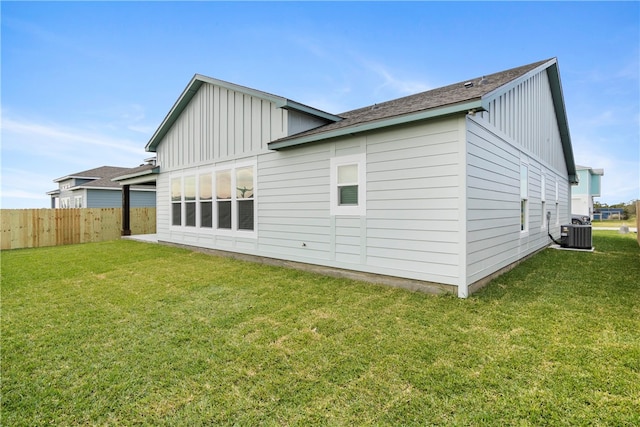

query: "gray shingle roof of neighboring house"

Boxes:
[52, 165, 157, 190]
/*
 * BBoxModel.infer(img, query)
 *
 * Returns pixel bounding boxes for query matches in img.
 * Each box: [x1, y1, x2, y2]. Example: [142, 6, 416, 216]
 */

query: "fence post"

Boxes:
[121, 185, 131, 236]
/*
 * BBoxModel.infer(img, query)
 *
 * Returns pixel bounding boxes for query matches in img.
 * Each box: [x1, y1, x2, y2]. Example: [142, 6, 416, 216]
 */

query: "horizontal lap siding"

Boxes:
[366, 118, 462, 283]
[257, 145, 332, 261]
[466, 115, 570, 285]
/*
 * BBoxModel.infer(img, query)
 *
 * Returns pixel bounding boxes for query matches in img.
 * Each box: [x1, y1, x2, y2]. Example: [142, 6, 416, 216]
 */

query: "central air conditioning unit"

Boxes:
[560, 224, 592, 249]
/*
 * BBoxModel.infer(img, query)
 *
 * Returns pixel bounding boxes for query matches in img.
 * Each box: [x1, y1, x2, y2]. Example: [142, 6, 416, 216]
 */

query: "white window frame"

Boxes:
[198, 172, 214, 229]
[74, 195, 83, 208]
[61, 197, 70, 209]
[214, 160, 257, 237]
[520, 162, 529, 234]
[169, 162, 257, 237]
[540, 174, 546, 229]
[170, 176, 183, 229]
[330, 154, 366, 216]
[555, 180, 560, 225]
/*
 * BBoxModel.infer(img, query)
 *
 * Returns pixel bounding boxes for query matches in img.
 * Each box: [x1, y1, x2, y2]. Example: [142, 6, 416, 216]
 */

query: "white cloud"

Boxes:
[1, 115, 145, 157]
[1, 114, 149, 208]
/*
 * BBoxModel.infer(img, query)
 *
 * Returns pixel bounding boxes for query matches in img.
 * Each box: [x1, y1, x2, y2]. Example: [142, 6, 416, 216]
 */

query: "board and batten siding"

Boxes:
[478, 69, 566, 173]
[155, 83, 288, 172]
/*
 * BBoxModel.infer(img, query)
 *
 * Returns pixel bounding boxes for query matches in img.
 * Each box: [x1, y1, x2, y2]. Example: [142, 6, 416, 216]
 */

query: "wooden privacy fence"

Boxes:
[1, 208, 156, 250]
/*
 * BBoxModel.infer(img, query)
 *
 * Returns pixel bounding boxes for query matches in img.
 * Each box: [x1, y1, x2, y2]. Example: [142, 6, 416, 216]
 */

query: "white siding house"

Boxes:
[145, 58, 577, 298]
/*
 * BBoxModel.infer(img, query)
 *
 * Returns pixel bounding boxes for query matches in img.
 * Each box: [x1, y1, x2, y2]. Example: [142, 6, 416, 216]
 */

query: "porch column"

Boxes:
[121, 184, 131, 236]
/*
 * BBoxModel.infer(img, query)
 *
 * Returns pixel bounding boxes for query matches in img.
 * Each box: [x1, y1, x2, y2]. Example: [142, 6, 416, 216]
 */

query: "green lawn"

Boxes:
[2, 231, 639, 426]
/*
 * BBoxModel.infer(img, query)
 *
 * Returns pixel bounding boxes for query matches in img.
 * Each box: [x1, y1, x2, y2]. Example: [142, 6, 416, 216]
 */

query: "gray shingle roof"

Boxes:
[272, 59, 550, 145]
[54, 165, 156, 189]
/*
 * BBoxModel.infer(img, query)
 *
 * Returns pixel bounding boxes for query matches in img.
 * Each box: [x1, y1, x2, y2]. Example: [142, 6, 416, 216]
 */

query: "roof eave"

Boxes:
[53, 174, 101, 183]
[268, 100, 483, 150]
[145, 75, 341, 153]
[481, 58, 577, 184]
[281, 99, 343, 122]
[112, 167, 160, 186]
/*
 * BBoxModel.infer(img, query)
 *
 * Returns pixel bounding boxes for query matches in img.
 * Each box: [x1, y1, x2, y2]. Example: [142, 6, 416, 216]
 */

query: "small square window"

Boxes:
[330, 154, 366, 216]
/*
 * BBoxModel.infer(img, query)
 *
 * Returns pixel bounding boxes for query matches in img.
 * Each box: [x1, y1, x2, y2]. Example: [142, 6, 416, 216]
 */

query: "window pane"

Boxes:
[339, 185, 358, 205]
[200, 174, 212, 200]
[521, 199, 527, 231]
[185, 176, 196, 201]
[216, 170, 231, 199]
[338, 164, 358, 184]
[236, 167, 254, 199]
[201, 201, 212, 228]
[520, 165, 528, 198]
[238, 200, 254, 230]
[171, 177, 182, 201]
[185, 202, 196, 227]
[172, 203, 181, 226]
[218, 200, 231, 229]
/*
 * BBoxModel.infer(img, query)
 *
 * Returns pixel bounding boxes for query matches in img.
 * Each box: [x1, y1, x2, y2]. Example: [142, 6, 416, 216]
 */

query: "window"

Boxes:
[555, 180, 560, 225]
[171, 177, 182, 226]
[236, 167, 254, 230]
[330, 154, 366, 216]
[171, 163, 255, 233]
[61, 197, 70, 209]
[216, 170, 232, 229]
[184, 176, 196, 227]
[541, 174, 546, 229]
[74, 196, 83, 208]
[520, 164, 528, 232]
[200, 173, 213, 228]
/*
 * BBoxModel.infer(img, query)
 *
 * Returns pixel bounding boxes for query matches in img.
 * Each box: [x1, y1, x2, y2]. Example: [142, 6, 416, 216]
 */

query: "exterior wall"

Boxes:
[571, 194, 591, 217]
[573, 169, 590, 195]
[156, 83, 288, 172]
[478, 69, 566, 173]
[466, 67, 573, 291]
[86, 189, 156, 208]
[156, 116, 465, 288]
[465, 117, 570, 287]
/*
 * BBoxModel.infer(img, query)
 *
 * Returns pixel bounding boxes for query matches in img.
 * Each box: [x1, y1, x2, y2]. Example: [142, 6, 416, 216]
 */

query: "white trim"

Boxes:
[330, 153, 366, 216]
[520, 161, 529, 235]
[168, 160, 257, 238]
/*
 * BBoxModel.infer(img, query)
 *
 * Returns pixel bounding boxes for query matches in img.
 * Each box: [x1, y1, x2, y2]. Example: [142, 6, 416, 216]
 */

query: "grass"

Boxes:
[592, 217, 637, 228]
[2, 231, 639, 426]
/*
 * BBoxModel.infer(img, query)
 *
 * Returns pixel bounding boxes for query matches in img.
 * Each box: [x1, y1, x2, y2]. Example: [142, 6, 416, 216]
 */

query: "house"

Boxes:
[571, 165, 604, 219]
[47, 161, 157, 209]
[141, 57, 576, 298]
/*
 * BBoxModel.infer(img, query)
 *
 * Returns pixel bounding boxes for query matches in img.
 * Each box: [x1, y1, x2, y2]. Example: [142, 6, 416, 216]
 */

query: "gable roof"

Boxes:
[145, 74, 342, 152]
[268, 58, 551, 149]
[52, 165, 156, 191]
[144, 58, 575, 182]
[267, 57, 576, 184]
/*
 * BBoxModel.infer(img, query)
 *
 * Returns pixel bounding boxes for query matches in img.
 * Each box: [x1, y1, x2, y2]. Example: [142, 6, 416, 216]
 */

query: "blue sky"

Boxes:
[2, 1, 638, 209]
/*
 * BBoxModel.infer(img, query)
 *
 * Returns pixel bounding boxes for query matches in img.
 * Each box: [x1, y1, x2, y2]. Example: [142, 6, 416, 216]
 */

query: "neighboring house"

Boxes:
[47, 162, 157, 209]
[143, 57, 576, 298]
[571, 165, 604, 219]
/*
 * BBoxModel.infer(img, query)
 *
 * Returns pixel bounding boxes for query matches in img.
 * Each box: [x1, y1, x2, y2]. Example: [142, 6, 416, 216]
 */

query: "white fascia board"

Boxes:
[79, 186, 156, 192]
[111, 167, 159, 184]
[268, 100, 483, 150]
[53, 174, 101, 183]
[112, 175, 158, 186]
